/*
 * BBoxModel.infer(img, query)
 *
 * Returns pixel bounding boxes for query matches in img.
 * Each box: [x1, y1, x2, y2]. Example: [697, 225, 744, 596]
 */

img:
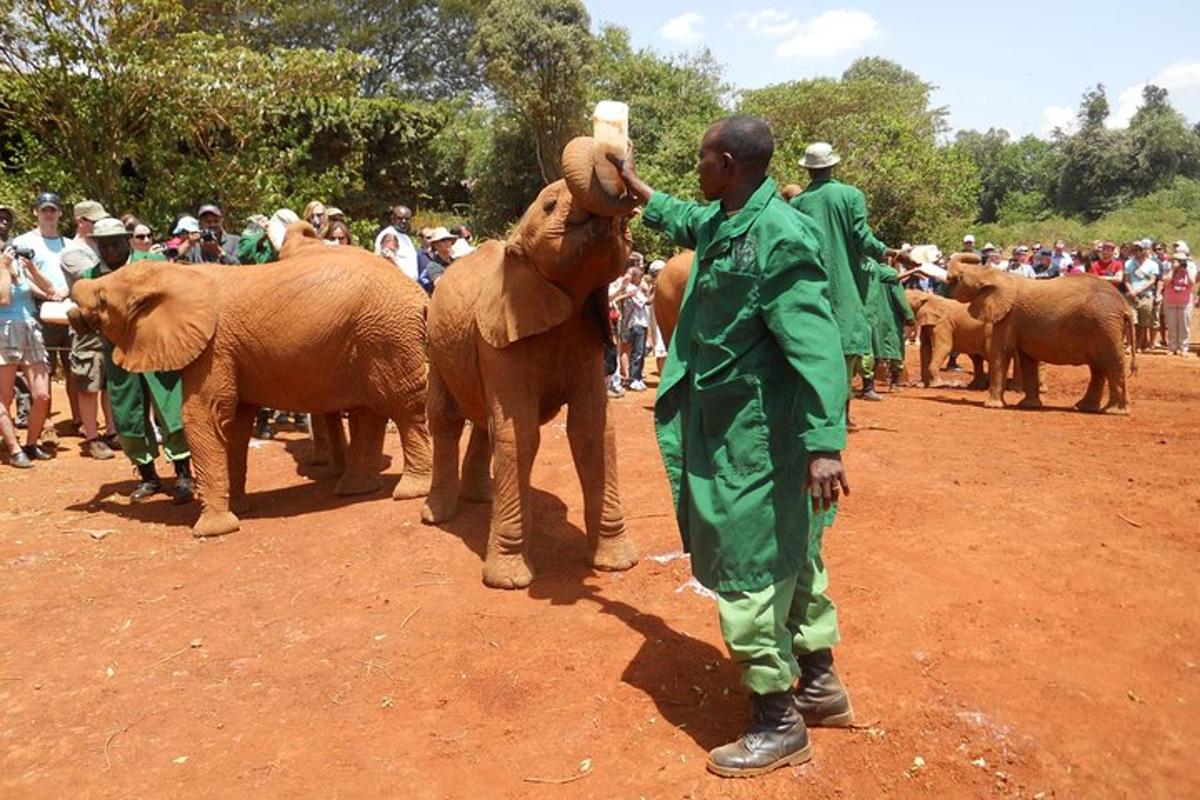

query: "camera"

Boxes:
[200, 229, 218, 243]
[7, 246, 35, 260]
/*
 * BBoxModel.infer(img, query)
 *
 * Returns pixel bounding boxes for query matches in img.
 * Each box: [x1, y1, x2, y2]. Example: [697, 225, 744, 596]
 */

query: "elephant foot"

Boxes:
[392, 472, 431, 500]
[1074, 400, 1102, 413]
[229, 494, 250, 515]
[192, 510, 240, 538]
[482, 552, 533, 590]
[334, 473, 382, 496]
[1104, 405, 1130, 416]
[420, 492, 458, 524]
[591, 532, 638, 572]
[1004, 380, 1020, 391]
[1016, 396, 1043, 410]
[460, 478, 493, 504]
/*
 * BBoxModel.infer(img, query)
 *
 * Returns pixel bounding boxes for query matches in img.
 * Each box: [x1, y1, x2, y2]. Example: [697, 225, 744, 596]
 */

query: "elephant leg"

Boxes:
[227, 404, 256, 515]
[420, 370, 464, 523]
[966, 354, 988, 390]
[567, 380, 637, 574]
[927, 331, 955, 387]
[311, 412, 347, 473]
[335, 410, 385, 496]
[918, 329, 934, 386]
[1015, 352, 1043, 409]
[984, 348, 1008, 408]
[459, 422, 492, 503]
[1075, 365, 1105, 413]
[1103, 352, 1130, 414]
[482, 407, 538, 590]
[392, 391, 433, 500]
[180, 379, 240, 538]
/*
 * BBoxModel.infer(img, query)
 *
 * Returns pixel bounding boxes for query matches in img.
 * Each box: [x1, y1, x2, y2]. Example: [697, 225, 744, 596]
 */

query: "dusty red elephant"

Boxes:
[421, 137, 640, 589]
[69, 223, 432, 537]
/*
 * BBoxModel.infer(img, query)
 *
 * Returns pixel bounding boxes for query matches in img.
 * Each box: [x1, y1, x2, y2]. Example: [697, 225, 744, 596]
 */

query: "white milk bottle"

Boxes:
[592, 100, 629, 196]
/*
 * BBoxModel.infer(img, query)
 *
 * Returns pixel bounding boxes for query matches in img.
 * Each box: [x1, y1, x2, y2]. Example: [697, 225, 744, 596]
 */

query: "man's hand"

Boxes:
[606, 143, 654, 205]
[804, 452, 850, 513]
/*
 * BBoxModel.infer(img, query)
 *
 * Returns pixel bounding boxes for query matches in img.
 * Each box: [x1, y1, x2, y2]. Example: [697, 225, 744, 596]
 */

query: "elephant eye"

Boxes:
[542, 197, 557, 214]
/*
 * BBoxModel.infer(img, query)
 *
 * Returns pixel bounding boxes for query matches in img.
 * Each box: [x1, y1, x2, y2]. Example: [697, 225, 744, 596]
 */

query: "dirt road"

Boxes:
[2, 350, 1198, 798]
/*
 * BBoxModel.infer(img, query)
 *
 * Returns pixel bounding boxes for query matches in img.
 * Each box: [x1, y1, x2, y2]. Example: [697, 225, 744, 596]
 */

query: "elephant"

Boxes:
[69, 223, 433, 537]
[905, 290, 989, 389]
[945, 253, 1135, 412]
[421, 136, 640, 589]
[652, 249, 692, 347]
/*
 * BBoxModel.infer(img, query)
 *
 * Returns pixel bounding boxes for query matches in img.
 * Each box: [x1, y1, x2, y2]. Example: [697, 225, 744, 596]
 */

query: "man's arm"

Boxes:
[609, 149, 706, 250]
[849, 188, 887, 262]
[758, 231, 850, 511]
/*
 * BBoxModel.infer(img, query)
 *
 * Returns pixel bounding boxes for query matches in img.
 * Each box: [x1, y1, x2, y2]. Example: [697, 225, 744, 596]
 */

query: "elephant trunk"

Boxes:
[561, 136, 638, 218]
[66, 306, 92, 336]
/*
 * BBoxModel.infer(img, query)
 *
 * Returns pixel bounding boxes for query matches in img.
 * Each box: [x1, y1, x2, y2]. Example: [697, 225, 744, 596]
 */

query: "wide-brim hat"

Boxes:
[801, 142, 840, 169]
[429, 226, 456, 243]
[92, 217, 131, 239]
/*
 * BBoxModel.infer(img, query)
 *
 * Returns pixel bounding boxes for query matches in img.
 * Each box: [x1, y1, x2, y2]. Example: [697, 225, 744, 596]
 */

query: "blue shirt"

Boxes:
[11, 230, 67, 292]
[0, 268, 38, 323]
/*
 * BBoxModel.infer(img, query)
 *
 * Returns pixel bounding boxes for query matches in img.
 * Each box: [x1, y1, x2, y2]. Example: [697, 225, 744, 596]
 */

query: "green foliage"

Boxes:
[952, 129, 1060, 222]
[996, 189, 1051, 225]
[740, 66, 979, 244]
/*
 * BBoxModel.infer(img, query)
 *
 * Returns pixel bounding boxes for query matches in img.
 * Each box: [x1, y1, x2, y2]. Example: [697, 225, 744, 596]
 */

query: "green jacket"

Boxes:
[789, 178, 887, 357]
[642, 177, 848, 593]
[865, 259, 913, 361]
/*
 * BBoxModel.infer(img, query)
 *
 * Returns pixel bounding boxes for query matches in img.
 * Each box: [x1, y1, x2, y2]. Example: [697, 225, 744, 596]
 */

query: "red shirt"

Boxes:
[1089, 258, 1123, 277]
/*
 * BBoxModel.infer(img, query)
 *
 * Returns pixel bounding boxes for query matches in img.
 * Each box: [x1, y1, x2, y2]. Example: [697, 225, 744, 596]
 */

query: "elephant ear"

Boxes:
[475, 244, 573, 349]
[916, 299, 953, 327]
[109, 263, 220, 372]
[967, 271, 1016, 324]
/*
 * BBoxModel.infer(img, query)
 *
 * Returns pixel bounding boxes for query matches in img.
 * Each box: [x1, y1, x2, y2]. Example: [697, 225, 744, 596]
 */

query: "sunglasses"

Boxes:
[133, 233, 152, 240]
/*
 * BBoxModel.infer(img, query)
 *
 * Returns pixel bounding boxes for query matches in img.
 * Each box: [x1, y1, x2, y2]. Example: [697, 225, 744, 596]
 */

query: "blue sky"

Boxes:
[583, 1, 1200, 138]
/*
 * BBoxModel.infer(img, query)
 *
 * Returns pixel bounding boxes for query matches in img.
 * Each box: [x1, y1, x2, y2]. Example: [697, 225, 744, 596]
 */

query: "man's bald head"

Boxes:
[705, 115, 774, 176]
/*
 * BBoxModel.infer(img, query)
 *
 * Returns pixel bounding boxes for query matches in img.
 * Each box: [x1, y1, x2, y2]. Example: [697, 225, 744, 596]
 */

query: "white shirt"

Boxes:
[1008, 262, 1036, 279]
[11, 229, 67, 292]
[373, 226, 419, 283]
[624, 286, 651, 329]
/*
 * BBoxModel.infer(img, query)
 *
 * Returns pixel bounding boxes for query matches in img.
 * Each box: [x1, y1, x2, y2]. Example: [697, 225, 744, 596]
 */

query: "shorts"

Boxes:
[0, 319, 49, 365]
[1135, 295, 1155, 328]
[41, 321, 71, 350]
[70, 347, 105, 392]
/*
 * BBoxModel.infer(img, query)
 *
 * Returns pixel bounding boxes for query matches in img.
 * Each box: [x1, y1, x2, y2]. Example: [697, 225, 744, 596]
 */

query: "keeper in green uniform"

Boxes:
[610, 116, 852, 778]
[87, 218, 194, 504]
[789, 143, 902, 424]
[865, 257, 914, 392]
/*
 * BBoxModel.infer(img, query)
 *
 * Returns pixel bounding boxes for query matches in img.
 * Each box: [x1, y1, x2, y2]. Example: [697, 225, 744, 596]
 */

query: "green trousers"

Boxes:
[104, 347, 190, 466]
[716, 556, 840, 695]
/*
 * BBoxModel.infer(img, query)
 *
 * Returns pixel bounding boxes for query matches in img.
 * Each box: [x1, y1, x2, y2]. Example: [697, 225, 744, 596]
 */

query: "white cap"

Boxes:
[982, 242, 997, 251]
[963, 234, 976, 243]
[649, 259, 666, 273]
[1173, 240, 1189, 256]
[801, 142, 840, 169]
[1138, 238, 1153, 249]
[429, 226, 456, 243]
[267, 208, 300, 252]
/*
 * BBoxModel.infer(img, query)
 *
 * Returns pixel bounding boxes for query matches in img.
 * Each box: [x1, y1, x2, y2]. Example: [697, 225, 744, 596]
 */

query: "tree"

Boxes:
[1055, 84, 1130, 220]
[471, 0, 594, 184]
[954, 129, 1061, 223]
[1125, 84, 1200, 195]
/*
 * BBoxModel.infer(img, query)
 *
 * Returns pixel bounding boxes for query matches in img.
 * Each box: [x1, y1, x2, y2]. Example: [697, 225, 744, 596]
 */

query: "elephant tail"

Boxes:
[1126, 306, 1137, 375]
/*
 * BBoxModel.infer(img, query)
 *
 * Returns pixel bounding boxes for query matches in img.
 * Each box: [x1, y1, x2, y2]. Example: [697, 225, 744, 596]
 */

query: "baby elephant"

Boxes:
[946, 254, 1135, 412]
[905, 290, 988, 389]
[70, 224, 432, 537]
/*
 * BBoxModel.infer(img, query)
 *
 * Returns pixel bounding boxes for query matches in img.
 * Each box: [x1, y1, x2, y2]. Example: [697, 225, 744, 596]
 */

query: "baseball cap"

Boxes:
[1101, 240, 1116, 248]
[91, 217, 130, 239]
[963, 234, 976, 243]
[74, 200, 108, 222]
[197, 203, 223, 218]
[35, 192, 62, 211]
[1038, 248, 1052, 257]
[1172, 240, 1189, 256]
[649, 259, 666, 274]
[1015, 245, 1029, 253]
[1137, 238, 1153, 249]
[325, 206, 344, 219]
[173, 215, 200, 235]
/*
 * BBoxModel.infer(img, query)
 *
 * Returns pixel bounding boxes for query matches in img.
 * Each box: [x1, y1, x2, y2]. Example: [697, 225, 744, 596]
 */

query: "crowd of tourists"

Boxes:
[0, 194, 475, 472]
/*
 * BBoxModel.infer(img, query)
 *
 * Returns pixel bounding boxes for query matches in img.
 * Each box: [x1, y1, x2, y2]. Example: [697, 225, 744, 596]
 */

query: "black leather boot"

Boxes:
[172, 458, 195, 505]
[130, 463, 163, 503]
[857, 377, 883, 401]
[795, 649, 854, 727]
[706, 690, 812, 778]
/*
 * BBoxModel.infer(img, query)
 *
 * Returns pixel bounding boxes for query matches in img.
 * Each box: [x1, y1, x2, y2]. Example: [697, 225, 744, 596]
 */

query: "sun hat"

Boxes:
[325, 206, 345, 219]
[648, 259, 666, 274]
[173, 216, 200, 235]
[1172, 240, 1189, 256]
[73, 200, 108, 222]
[800, 142, 840, 169]
[1137, 238, 1153, 249]
[91, 217, 131, 239]
[982, 242, 997, 252]
[429, 226, 456, 243]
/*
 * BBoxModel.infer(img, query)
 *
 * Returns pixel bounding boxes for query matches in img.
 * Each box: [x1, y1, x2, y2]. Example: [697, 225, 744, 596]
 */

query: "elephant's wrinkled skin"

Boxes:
[905, 290, 989, 389]
[422, 136, 639, 589]
[69, 224, 432, 537]
[946, 254, 1135, 412]
[652, 249, 692, 347]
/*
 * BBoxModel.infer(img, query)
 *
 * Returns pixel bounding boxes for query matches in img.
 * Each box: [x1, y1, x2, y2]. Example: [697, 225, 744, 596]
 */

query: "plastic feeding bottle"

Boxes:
[592, 100, 629, 196]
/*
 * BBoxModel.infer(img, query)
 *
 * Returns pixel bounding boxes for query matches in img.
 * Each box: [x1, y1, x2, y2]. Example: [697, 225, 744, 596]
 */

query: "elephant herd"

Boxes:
[68, 136, 639, 589]
[66, 146, 1134, 587]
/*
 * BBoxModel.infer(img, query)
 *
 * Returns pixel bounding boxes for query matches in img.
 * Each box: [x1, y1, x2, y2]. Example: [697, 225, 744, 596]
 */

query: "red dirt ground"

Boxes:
[2, 345, 1198, 799]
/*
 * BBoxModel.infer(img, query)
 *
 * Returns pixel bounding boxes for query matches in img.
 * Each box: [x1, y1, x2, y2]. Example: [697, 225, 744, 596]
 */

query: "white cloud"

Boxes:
[774, 9, 880, 59]
[662, 12, 705, 45]
[745, 8, 800, 38]
[1109, 61, 1200, 128]
[1041, 105, 1076, 136]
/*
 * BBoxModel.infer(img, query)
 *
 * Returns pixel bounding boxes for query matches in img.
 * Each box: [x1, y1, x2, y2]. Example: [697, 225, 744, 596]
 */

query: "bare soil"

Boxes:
[2, 346, 1198, 799]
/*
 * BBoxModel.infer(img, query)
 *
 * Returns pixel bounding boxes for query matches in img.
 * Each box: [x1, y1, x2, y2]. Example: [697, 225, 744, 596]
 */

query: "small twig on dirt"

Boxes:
[102, 722, 132, 770]
[851, 425, 900, 433]
[142, 647, 189, 672]
[624, 512, 673, 521]
[397, 605, 422, 631]
[847, 718, 883, 730]
[1116, 513, 1144, 529]
[413, 580, 449, 587]
[523, 770, 592, 785]
[0, 676, 24, 682]
[355, 658, 393, 680]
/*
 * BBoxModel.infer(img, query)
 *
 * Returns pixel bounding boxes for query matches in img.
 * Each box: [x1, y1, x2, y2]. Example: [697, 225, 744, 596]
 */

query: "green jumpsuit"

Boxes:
[85, 261, 189, 465]
[643, 178, 849, 694]
[789, 178, 888, 383]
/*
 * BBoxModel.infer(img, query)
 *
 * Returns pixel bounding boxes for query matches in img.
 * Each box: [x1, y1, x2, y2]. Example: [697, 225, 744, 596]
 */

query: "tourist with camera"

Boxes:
[0, 244, 56, 468]
[183, 204, 240, 264]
